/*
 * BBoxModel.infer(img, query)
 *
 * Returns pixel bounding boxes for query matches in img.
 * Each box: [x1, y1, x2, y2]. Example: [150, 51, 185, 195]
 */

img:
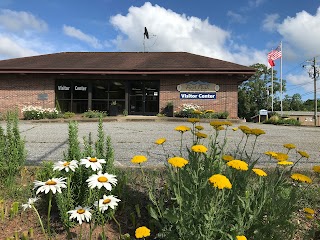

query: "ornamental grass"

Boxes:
[133, 118, 320, 240]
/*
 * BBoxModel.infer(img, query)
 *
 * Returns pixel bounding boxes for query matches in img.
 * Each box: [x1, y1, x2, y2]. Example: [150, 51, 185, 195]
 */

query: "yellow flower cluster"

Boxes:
[313, 165, 320, 173]
[222, 155, 234, 161]
[210, 121, 232, 130]
[291, 173, 312, 184]
[236, 236, 247, 240]
[155, 138, 166, 145]
[168, 157, 189, 168]
[227, 160, 248, 171]
[191, 144, 208, 153]
[208, 174, 232, 190]
[238, 126, 265, 136]
[303, 207, 315, 220]
[283, 143, 296, 149]
[277, 161, 293, 166]
[131, 155, 147, 164]
[252, 168, 267, 177]
[195, 125, 204, 130]
[175, 125, 191, 133]
[297, 150, 310, 158]
[135, 226, 151, 238]
[188, 118, 200, 123]
[195, 132, 207, 139]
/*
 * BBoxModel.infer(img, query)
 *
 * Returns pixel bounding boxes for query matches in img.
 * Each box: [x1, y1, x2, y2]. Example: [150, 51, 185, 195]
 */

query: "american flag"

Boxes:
[267, 45, 282, 61]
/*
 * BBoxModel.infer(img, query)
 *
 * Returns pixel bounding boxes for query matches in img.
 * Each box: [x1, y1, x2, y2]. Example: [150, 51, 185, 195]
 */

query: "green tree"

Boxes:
[238, 63, 286, 120]
[282, 93, 305, 111]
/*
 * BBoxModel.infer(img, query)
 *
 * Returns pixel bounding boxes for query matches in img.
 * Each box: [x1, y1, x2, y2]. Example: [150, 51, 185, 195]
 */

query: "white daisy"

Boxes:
[22, 197, 39, 210]
[94, 195, 121, 213]
[53, 160, 78, 172]
[86, 171, 117, 190]
[33, 177, 67, 195]
[80, 157, 106, 171]
[67, 206, 92, 225]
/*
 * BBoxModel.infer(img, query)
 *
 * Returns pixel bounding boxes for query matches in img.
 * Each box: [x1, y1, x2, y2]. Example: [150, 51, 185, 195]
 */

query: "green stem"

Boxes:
[47, 191, 52, 239]
[240, 135, 249, 159]
[289, 156, 303, 173]
[32, 205, 47, 239]
[249, 136, 258, 161]
[79, 224, 82, 240]
[112, 213, 122, 237]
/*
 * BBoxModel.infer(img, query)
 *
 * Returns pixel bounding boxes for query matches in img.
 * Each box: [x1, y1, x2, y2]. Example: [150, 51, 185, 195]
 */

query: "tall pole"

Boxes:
[280, 41, 283, 115]
[271, 66, 274, 112]
[313, 57, 317, 126]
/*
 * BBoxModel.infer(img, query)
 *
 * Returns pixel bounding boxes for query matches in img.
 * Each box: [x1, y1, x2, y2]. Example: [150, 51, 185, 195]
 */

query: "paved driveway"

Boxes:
[12, 120, 320, 168]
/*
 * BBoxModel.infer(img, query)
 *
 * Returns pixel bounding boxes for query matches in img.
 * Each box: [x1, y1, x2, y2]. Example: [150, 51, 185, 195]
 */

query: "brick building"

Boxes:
[0, 52, 255, 118]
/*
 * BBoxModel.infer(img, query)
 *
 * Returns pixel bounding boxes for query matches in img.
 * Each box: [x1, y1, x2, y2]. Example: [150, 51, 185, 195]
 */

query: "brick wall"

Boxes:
[0, 74, 55, 117]
[159, 75, 240, 119]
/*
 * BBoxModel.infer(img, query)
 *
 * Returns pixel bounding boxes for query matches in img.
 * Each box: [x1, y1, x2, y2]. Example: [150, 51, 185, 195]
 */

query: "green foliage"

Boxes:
[83, 110, 107, 118]
[0, 111, 26, 188]
[62, 111, 75, 119]
[32, 118, 120, 238]
[264, 117, 301, 126]
[135, 119, 311, 239]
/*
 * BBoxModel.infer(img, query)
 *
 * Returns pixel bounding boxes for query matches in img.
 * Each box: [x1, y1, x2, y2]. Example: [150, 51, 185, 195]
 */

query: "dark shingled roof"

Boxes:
[0, 52, 255, 76]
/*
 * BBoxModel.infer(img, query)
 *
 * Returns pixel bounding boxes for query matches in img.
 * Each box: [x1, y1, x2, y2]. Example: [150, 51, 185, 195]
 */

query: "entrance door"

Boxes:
[129, 81, 159, 115]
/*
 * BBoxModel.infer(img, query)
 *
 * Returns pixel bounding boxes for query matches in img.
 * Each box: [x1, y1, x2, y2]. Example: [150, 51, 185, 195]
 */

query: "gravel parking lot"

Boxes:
[13, 119, 320, 168]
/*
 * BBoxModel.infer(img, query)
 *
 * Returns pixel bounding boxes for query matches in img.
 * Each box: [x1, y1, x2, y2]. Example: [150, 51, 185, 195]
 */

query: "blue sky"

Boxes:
[0, 0, 319, 100]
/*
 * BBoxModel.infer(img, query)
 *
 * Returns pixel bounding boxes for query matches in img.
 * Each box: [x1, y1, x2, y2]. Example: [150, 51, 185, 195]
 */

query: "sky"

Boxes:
[0, 0, 319, 100]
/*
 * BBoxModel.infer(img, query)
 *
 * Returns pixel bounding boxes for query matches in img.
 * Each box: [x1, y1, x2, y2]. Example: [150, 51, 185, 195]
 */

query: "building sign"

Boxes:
[177, 81, 219, 92]
[38, 93, 48, 100]
[180, 93, 216, 99]
[57, 85, 87, 91]
[58, 85, 70, 91]
[177, 81, 219, 100]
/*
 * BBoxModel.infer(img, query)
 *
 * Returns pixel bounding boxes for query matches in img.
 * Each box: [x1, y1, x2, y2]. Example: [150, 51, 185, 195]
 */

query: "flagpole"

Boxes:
[280, 41, 283, 115]
[271, 66, 274, 112]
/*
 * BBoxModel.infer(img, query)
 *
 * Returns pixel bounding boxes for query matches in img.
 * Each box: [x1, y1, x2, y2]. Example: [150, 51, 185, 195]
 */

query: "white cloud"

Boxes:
[110, 2, 265, 66]
[227, 11, 246, 24]
[262, 13, 280, 32]
[0, 9, 47, 33]
[0, 34, 39, 59]
[277, 7, 320, 59]
[63, 25, 102, 49]
[286, 72, 314, 94]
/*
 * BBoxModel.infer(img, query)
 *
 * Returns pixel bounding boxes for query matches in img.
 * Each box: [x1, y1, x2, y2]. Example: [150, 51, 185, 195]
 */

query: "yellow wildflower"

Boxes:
[238, 125, 251, 134]
[312, 165, 320, 173]
[291, 173, 312, 184]
[195, 125, 204, 130]
[305, 214, 314, 219]
[297, 150, 310, 158]
[135, 226, 151, 238]
[175, 125, 191, 133]
[155, 138, 166, 145]
[278, 161, 294, 166]
[232, 127, 238, 131]
[274, 152, 289, 162]
[252, 168, 267, 177]
[304, 207, 315, 215]
[227, 160, 248, 171]
[195, 132, 208, 139]
[236, 236, 247, 240]
[131, 155, 147, 164]
[208, 174, 232, 190]
[265, 151, 278, 158]
[191, 144, 208, 153]
[210, 121, 225, 130]
[222, 155, 234, 161]
[168, 157, 189, 168]
[188, 118, 200, 123]
[283, 143, 296, 149]
[250, 128, 266, 136]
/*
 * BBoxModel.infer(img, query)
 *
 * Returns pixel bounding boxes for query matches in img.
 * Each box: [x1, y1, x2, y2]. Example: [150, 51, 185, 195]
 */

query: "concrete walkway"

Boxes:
[7, 116, 319, 169]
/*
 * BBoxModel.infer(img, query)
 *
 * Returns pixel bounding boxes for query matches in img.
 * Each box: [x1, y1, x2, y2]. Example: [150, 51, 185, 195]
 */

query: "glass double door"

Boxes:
[129, 80, 159, 115]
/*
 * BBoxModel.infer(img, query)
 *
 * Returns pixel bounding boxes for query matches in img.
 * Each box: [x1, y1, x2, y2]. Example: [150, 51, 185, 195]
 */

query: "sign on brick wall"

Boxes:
[177, 81, 219, 99]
